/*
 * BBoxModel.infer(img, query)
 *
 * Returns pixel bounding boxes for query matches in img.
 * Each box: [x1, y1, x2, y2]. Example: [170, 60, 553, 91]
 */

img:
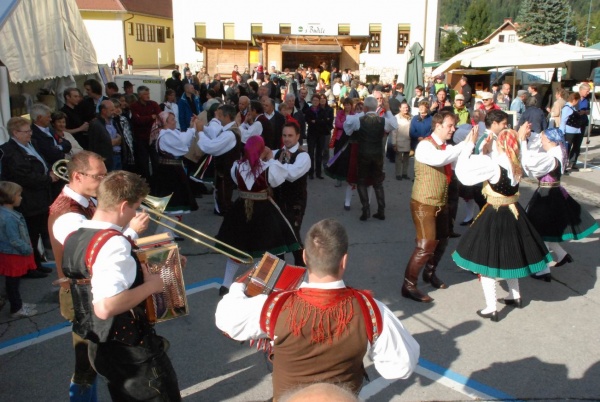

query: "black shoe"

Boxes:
[555, 254, 573, 267]
[316, 175, 324, 179]
[570, 165, 579, 172]
[213, 208, 224, 217]
[476, 310, 499, 322]
[218, 286, 229, 297]
[449, 232, 461, 238]
[309, 174, 314, 180]
[497, 297, 523, 308]
[402, 175, 410, 180]
[460, 219, 473, 226]
[23, 270, 48, 279]
[396, 175, 402, 180]
[372, 212, 385, 220]
[37, 266, 52, 274]
[360, 210, 369, 221]
[343, 205, 351, 211]
[530, 273, 552, 282]
[174, 236, 185, 242]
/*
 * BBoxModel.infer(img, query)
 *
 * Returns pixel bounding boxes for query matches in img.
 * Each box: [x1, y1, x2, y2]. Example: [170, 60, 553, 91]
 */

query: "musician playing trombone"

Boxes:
[49, 152, 149, 401]
[61, 170, 182, 401]
[216, 219, 419, 401]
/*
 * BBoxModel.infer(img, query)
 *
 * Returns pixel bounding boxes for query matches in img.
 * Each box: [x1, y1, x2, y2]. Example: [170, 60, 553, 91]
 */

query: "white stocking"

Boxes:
[480, 276, 497, 314]
[344, 185, 353, 207]
[545, 241, 567, 262]
[506, 278, 521, 300]
[463, 199, 476, 222]
[223, 258, 241, 288]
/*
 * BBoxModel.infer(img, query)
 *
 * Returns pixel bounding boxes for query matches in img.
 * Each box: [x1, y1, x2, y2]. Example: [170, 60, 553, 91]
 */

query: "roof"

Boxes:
[75, 0, 172, 18]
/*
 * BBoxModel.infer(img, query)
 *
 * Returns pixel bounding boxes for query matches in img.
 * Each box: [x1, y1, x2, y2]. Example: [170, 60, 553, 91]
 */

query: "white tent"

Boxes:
[432, 42, 600, 77]
[0, 0, 98, 143]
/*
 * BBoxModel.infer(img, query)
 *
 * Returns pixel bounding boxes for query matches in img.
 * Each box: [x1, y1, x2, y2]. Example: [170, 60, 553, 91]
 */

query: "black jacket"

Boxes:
[0, 139, 53, 217]
[31, 124, 72, 166]
[88, 117, 114, 171]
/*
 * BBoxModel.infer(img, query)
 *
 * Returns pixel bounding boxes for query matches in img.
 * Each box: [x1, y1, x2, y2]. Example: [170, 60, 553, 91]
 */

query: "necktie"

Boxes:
[440, 143, 452, 184]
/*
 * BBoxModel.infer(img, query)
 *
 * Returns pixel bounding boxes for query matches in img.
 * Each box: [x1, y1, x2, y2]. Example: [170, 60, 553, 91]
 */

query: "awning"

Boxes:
[0, 0, 98, 83]
[193, 38, 257, 50]
[281, 44, 341, 53]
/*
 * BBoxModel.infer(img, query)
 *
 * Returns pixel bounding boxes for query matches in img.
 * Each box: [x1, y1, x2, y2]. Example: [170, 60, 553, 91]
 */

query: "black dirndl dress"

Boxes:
[324, 132, 352, 181]
[216, 164, 301, 258]
[152, 136, 198, 214]
[525, 161, 598, 242]
[452, 167, 552, 279]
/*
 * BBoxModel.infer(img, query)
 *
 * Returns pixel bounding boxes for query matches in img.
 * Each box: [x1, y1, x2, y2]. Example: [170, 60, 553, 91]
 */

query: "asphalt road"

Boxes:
[1, 152, 599, 401]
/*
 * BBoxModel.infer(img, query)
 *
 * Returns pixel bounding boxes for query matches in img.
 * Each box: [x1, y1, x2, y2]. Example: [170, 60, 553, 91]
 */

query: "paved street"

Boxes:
[1, 135, 599, 401]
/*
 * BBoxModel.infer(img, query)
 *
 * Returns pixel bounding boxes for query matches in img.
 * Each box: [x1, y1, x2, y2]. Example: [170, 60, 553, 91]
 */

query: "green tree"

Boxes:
[440, 31, 465, 59]
[517, 0, 578, 45]
[462, 0, 493, 46]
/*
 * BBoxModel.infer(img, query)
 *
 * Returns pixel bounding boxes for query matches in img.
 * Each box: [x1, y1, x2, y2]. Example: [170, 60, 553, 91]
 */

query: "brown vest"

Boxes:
[411, 137, 449, 206]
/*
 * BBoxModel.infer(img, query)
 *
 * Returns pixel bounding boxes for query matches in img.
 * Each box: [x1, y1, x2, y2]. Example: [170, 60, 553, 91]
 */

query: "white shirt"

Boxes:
[455, 142, 514, 186]
[414, 132, 465, 168]
[202, 118, 223, 140]
[53, 186, 138, 245]
[343, 111, 398, 136]
[215, 280, 420, 380]
[199, 121, 237, 156]
[239, 119, 263, 143]
[157, 128, 196, 156]
[521, 141, 564, 178]
[270, 143, 311, 182]
[231, 159, 287, 190]
[264, 111, 275, 120]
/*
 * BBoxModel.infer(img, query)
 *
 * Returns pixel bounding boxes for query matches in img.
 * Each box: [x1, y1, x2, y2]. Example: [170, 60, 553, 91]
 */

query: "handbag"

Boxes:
[566, 107, 587, 129]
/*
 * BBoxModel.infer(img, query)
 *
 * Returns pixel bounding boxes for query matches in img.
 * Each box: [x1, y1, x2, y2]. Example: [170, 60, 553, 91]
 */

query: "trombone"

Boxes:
[52, 159, 254, 264]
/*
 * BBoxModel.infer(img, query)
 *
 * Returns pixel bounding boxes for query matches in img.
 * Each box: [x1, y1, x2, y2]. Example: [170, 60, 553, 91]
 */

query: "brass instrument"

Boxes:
[142, 194, 254, 264]
[52, 159, 70, 182]
[52, 159, 253, 264]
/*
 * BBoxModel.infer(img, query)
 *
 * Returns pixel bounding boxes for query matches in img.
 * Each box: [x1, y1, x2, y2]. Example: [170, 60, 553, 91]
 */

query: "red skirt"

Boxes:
[0, 252, 36, 277]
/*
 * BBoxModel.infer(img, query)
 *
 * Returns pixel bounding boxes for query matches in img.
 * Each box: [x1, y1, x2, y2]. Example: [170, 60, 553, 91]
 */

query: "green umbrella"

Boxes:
[405, 42, 424, 100]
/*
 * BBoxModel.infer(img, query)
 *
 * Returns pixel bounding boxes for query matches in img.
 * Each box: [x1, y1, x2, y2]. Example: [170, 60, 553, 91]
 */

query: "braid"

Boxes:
[497, 129, 522, 182]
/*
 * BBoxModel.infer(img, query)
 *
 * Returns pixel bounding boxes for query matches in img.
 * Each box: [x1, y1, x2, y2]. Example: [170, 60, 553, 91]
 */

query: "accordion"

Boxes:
[237, 252, 307, 297]
[135, 233, 188, 323]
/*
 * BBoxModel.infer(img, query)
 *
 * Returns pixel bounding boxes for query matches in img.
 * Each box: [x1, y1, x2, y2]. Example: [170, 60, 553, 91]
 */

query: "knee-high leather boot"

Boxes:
[401, 239, 437, 302]
[357, 184, 370, 221]
[423, 238, 449, 289]
[372, 183, 385, 220]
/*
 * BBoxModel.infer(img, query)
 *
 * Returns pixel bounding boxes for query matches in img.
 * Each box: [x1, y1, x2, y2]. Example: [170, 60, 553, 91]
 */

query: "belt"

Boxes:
[485, 193, 519, 206]
[239, 190, 268, 200]
[539, 181, 561, 188]
[158, 158, 183, 166]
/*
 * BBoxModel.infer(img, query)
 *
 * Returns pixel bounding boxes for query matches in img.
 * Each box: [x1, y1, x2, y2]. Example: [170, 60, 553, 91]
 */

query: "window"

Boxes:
[338, 23, 350, 35]
[157, 26, 165, 43]
[498, 34, 505, 43]
[147, 25, 155, 42]
[127, 22, 134, 36]
[224, 23, 235, 39]
[397, 24, 410, 54]
[279, 23, 291, 35]
[136, 23, 145, 41]
[508, 34, 516, 43]
[166, 27, 171, 39]
[194, 23, 206, 38]
[369, 24, 381, 54]
[251, 23, 262, 35]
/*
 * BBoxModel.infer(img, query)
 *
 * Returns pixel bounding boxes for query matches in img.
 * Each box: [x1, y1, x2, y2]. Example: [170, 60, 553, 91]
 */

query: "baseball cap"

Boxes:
[454, 94, 465, 101]
[481, 92, 493, 100]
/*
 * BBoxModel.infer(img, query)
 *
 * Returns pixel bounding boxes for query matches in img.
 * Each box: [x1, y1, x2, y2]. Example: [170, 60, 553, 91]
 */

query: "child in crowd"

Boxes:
[0, 181, 38, 318]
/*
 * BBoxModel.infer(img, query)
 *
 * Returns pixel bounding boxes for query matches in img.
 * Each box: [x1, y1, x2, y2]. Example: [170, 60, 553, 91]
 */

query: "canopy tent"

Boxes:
[432, 42, 600, 77]
[0, 0, 98, 143]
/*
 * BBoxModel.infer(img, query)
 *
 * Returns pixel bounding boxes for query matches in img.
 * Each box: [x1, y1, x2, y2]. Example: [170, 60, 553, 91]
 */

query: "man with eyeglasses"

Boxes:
[49, 151, 148, 402]
[478, 91, 502, 112]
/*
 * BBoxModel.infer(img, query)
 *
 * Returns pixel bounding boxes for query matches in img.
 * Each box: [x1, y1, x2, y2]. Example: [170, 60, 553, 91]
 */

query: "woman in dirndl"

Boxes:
[216, 136, 301, 296]
[452, 127, 553, 322]
[522, 128, 598, 282]
[152, 111, 199, 239]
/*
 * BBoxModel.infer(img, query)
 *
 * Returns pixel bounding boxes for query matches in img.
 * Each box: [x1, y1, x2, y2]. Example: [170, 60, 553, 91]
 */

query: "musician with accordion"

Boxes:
[216, 219, 420, 401]
[61, 171, 182, 401]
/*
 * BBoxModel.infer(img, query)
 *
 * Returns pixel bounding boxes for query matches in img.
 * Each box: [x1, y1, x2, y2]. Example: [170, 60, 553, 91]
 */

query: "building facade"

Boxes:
[173, 0, 440, 83]
[76, 0, 175, 70]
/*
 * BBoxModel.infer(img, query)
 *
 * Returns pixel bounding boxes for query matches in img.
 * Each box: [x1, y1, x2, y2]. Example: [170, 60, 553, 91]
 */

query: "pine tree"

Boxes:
[517, 0, 578, 45]
[440, 31, 465, 59]
[462, 0, 493, 46]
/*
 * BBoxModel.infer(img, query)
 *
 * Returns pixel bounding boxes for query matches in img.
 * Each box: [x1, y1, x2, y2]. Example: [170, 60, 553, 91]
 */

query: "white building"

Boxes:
[172, 0, 440, 83]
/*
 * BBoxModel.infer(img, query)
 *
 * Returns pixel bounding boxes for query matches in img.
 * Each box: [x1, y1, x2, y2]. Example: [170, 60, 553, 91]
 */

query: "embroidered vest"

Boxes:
[355, 114, 385, 155]
[214, 126, 242, 176]
[62, 228, 147, 344]
[412, 137, 448, 206]
[272, 148, 308, 214]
